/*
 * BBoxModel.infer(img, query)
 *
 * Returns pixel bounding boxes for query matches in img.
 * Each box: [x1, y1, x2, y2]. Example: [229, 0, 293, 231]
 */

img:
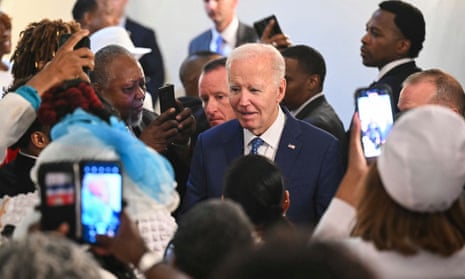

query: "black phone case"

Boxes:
[158, 84, 178, 115]
[58, 34, 91, 76]
[58, 33, 90, 50]
[38, 162, 80, 240]
[253, 15, 283, 38]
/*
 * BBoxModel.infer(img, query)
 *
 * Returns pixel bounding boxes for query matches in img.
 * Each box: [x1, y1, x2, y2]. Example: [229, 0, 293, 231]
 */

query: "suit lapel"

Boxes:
[221, 120, 244, 163]
[275, 113, 302, 178]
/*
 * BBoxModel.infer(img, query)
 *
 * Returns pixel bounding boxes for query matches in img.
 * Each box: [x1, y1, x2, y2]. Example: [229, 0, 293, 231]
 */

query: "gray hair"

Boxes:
[91, 44, 134, 88]
[0, 232, 102, 279]
[226, 43, 285, 87]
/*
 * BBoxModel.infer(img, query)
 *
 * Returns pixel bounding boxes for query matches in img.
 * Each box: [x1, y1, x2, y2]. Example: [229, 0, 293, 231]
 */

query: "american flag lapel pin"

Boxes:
[288, 143, 296, 150]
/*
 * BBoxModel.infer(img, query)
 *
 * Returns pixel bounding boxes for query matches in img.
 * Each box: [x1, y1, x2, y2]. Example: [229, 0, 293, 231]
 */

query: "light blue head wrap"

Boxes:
[50, 108, 177, 207]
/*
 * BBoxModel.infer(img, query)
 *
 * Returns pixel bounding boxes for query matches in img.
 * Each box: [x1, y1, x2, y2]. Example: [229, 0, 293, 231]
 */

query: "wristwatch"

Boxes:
[137, 251, 162, 273]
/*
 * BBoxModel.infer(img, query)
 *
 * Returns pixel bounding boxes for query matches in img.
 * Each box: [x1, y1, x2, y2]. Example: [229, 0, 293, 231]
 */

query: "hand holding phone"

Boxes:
[58, 33, 91, 76]
[354, 85, 395, 159]
[254, 15, 283, 39]
[38, 160, 123, 244]
[38, 162, 80, 240]
[80, 160, 123, 244]
[158, 84, 180, 119]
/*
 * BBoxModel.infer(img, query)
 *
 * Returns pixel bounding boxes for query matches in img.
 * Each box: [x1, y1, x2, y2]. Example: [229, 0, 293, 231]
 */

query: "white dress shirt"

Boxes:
[243, 107, 286, 160]
[209, 17, 239, 56]
[377, 58, 414, 81]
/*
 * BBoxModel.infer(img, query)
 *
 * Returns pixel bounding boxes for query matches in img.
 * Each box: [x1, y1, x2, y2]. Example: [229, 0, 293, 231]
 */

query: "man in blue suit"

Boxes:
[181, 43, 344, 226]
[188, 0, 257, 56]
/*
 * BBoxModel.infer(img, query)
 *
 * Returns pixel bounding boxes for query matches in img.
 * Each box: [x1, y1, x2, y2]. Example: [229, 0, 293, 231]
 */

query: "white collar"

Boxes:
[377, 58, 414, 81]
[118, 15, 127, 27]
[243, 107, 286, 160]
[18, 151, 38, 160]
[210, 17, 239, 54]
[291, 92, 324, 116]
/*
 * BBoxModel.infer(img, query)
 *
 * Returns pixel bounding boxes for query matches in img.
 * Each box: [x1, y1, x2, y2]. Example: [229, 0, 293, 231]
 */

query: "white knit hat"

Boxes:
[377, 105, 465, 212]
[90, 26, 151, 60]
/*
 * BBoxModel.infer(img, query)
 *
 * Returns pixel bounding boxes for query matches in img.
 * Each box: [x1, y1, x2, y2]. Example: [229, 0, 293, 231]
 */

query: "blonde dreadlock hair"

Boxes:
[10, 19, 80, 90]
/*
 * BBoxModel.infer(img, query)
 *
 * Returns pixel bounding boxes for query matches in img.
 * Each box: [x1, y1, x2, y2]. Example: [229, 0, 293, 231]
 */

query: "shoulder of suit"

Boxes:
[125, 17, 154, 33]
[238, 21, 254, 30]
[292, 115, 338, 141]
[190, 29, 211, 43]
[199, 119, 240, 139]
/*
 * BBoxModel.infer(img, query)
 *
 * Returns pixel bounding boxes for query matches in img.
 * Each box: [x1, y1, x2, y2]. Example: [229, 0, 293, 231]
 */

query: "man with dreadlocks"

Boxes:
[0, 19, 93, 162]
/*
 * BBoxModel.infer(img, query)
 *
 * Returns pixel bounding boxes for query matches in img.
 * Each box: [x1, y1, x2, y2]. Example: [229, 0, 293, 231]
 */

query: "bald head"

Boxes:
[398, 69, 465, 116]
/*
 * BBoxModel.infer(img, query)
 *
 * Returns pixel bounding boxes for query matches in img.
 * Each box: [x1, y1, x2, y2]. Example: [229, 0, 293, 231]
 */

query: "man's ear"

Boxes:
[281, 190, 290, 214]
[397, 39, 411, 57]
[82, 11, 94, 29]
[276, 78, 286, 103]
[306, 74, 320, 92]
[30, 131, 50, 149]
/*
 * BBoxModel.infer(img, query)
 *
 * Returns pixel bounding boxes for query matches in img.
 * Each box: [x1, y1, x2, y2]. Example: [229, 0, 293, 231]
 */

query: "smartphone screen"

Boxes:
[355, 86, 394, 158]
[38, 162, 79, 239]
[80, 161, 122, 244]
[158, 84, 178, 116]
[253, 15, 283, 38]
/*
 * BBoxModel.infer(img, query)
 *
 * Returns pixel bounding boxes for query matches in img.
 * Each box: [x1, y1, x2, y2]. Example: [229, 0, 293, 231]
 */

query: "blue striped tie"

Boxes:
[250, 137, 264, 155]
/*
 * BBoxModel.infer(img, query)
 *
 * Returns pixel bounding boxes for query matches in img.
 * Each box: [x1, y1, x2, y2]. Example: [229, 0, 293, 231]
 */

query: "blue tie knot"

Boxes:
[250, 137, 264, 155]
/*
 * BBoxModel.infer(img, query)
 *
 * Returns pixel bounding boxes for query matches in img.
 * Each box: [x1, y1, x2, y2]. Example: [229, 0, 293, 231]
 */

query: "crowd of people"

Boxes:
[0, 0, 464, 278]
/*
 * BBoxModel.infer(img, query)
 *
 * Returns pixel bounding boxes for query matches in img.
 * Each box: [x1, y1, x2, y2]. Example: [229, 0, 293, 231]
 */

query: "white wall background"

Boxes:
[3, 0, 464, 128]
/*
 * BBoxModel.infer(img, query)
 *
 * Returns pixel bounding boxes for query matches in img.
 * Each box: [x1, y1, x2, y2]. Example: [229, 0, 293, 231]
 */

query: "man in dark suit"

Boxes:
[188, 0, 257, 56]
[181, 43, 344, 226]
[113, 0, 165, 105]
[281, 45, 347, 167]
[361, 1, 425, 113]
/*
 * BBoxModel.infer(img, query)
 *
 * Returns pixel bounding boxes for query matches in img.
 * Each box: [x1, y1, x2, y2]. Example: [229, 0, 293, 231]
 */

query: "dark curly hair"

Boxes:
[10, 19, 80, 90]
[38, 80, 112, 127]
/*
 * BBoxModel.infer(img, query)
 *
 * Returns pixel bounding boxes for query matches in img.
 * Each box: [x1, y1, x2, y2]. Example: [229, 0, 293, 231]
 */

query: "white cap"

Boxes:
[377, 105, 465, 212]
[90, 26, 151, 60]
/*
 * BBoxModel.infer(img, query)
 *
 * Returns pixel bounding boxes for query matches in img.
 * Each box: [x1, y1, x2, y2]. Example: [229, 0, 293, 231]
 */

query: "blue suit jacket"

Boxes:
[188, 21, 258, 55]
[181, 110, 344, 225]
[125, 17, 165, 104]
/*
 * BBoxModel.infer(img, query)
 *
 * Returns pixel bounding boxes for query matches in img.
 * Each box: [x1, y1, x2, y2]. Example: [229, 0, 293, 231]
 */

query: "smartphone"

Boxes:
[158, 84, 179, 118]
[253, 15, 283, 38]
[79, 160, 123, 244]
[38, 162, 80, 240]
[355, 85, 395, 159]
[58, 33, 91, 50]
[58, 33, 91, 76]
